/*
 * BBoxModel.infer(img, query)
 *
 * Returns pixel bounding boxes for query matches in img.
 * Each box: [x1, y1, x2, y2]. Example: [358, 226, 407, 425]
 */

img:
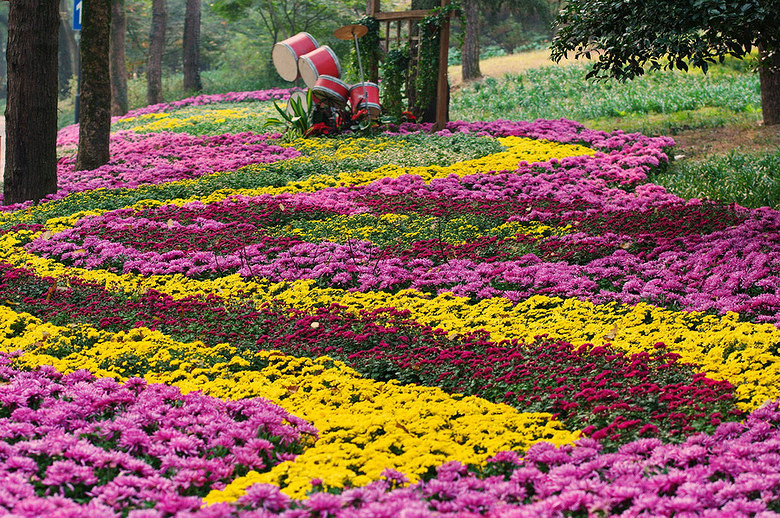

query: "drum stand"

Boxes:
[334, 24, 371, 122]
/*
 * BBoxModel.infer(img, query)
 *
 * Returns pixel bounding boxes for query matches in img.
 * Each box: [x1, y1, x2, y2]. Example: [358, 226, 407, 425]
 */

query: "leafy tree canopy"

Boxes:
[550, 0, 780, 79]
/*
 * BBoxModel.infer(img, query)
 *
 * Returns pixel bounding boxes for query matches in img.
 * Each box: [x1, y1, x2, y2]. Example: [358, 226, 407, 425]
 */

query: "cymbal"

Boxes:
[334, 24, 368, 40]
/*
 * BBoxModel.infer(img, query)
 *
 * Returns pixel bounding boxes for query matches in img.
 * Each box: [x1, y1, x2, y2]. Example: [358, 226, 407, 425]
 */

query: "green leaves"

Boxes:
[550, 0, 779, 81]
[264, 90, 315, 140]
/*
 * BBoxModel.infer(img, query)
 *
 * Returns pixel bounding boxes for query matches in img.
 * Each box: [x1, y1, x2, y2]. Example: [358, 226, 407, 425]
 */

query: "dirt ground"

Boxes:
[669, 123, 780, 159]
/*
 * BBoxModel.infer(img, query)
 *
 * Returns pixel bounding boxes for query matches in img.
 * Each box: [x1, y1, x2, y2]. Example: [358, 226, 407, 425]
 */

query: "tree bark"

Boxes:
[110, 0, 129, 116]
[76, 0, 112, 171]
[183, 0, 202, 93]
[5, 1, 59, 205]
[461, 0, 481, 81]
[4, 0, 59, 205]
[759, 48, 780, 126]
[147, 0, 167, 105]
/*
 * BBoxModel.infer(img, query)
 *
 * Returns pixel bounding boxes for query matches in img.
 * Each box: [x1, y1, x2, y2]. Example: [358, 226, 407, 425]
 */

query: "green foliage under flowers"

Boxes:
[451, 64, 761, 131]
[111, 101, 279, 136]
[3, 133, 504, 228]
[649, 149, 780, 210]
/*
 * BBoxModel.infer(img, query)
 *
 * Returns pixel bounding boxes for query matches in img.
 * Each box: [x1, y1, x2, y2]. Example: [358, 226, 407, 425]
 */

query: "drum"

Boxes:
[272, 33, 319, 82]
[349, 82, 381, 117]
[311, 75, 349, 106]
[298, 46, 341, 87]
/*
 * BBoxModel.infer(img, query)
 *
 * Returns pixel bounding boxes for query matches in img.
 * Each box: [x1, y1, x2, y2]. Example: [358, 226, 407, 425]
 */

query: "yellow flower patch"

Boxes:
[0, 304, 577, 500]
[118, 107, 267, 133]
[277, 213, 571, 245]
[2, 234, 778, 411]
[200, 136, 594, 202]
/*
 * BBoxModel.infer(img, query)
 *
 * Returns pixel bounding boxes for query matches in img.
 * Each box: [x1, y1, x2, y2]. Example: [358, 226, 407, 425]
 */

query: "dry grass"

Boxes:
[448, 49, 585, 88]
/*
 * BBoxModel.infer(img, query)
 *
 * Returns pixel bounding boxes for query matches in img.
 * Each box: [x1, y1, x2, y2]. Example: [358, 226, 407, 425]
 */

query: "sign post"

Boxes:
[73, 0, 81, 123]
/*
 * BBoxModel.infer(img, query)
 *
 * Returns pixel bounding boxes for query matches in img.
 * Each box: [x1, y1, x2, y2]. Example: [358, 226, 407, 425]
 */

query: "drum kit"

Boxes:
[271, 24, 381, 124]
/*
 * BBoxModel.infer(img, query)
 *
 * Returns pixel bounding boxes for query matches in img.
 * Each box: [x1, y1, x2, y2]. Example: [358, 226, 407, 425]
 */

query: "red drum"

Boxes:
[311, 75, 349, 106]
[272, 33, 319, 82]
[349, 82, 381, 117]
[298, 46, 341, 87]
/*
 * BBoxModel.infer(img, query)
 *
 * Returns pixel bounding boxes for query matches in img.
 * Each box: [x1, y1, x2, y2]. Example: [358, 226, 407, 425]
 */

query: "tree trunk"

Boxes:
[110, 0, 129, 116]
[4, 0, 59, 205]
[147, 0, 167, 105]
[461, 0, 481, 81]
[75, 0, 112, 171]
[759, 48, 780, 126]
[183, 0, 202, 93]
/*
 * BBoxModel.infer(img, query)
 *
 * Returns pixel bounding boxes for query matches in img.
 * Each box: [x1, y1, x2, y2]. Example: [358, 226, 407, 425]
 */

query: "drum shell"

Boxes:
[349, 82, 381, 117]
[311, 75, 349, 105]
[298, 46, 342, 87]
[272, 32, 319, 82]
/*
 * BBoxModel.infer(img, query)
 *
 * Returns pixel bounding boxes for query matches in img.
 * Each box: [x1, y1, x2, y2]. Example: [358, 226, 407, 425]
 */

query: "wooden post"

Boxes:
[434, 0, 449, 131]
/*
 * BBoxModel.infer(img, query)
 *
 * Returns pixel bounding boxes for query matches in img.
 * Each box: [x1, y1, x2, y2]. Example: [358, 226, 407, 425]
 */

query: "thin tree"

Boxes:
[76, 0, 112, 170]
[460, 0, 481, 80]
[183, 0, 202, 93]
[110, 0, 129, 115]
[4, 0, 59, 205]
[147, 0, 167, 105]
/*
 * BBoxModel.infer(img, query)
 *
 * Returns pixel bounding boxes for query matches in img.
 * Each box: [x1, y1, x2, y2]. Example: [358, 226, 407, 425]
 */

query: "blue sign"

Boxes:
[73, 0, 82, 31]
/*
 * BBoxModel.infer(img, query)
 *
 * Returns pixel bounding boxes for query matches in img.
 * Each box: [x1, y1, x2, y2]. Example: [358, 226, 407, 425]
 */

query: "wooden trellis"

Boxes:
[366, 0, 450, 129]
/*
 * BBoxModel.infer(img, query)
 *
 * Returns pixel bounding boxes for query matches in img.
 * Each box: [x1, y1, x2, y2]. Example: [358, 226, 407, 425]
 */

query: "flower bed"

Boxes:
[0, 88, 778, 515]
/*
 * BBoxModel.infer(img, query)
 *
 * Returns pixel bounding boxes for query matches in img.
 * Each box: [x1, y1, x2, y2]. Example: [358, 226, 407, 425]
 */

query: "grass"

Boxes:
[450, 63, 761, 135]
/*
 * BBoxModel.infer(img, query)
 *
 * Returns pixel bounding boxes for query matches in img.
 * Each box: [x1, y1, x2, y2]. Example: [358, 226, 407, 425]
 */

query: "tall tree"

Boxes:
[76, 0, 112, 170]
[147, 0, 167, 104]
[551, 0, 780, 126]
[110, 0, 129, 115]
[760, 46, 780, 126]
[460, 0, 481, 80]
[183, 0, 202, 92]
[4, 0, 59, 205]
